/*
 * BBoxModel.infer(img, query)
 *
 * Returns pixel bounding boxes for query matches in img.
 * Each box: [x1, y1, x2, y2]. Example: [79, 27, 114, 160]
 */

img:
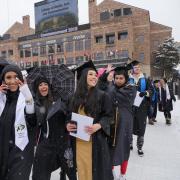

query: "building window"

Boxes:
[20, 62, 24, 68]
[1, 51, 7, 58]
[95, 36, 103, 43]
[41, 60, 46, 66]
[25, 48, 31, 57]
[48, 45, 55, 54]
[139, 53, 145, 61]
[25, 62, 31, 68]
[33, 61, 39, 67]
[40, 46, 46, 55]
[85, 39, 91, 50]
[65, 42, 73, 52]
[8, 50, 13, 56]
[66, 57, 74, 65]
[32, 48, 38, 56]
[95, 52, 104, 60]
[100, 11, 110, 21]
[48, 55, 54, 65]
[123, 8, 132, 16]
[57, 58, 64, 64]
[106, 51, 115, 59]
[20, 50, 24, 58]
[137, 35, 144, 43]
[118, 31, 128, 40]
[57, 43, 64, 53]
[114, 9, 122, 17]
[75, 40, 84, 51]
[75, 56, 84, 65]
[117, 50, 129, 58]
[106, 34, 115, 44]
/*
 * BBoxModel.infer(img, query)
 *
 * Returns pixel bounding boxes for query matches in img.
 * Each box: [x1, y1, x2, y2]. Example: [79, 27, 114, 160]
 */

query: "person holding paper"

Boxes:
[31, 75, 76, 180]
[0, 65, 35, 180]
[67, 61, 113, 180]
[129, 60, 153, 157]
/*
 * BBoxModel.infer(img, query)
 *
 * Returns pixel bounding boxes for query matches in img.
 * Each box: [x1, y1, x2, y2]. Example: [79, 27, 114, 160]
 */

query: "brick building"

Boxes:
[0, 15, 34, 62]
[0, 0, 172, 77]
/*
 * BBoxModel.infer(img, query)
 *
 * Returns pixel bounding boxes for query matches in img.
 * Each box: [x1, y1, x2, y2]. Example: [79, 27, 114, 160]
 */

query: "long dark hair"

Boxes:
[71, 68, 99, 117]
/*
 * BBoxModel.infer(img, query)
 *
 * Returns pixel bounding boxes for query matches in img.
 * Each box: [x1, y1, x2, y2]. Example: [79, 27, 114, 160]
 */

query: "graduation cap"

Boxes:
[73, 60, 97, 90]
[74, 60, 97, 80]
[126, 60, 140, 70]
[113, 66, 129, 82]
[113, 66, 128, 73]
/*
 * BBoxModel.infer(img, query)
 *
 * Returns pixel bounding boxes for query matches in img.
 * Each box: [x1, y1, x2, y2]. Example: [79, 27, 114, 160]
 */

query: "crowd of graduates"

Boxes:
[0, 59, 176, 180]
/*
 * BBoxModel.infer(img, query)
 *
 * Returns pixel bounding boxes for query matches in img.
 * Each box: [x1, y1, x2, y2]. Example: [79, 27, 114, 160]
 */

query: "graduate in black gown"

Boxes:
[129, 60, 153, 157]
[101, 66, 136, 180]
[66, 61, 113, 180]
[158, 78, 176, 125]
[0, 65, 35, 180]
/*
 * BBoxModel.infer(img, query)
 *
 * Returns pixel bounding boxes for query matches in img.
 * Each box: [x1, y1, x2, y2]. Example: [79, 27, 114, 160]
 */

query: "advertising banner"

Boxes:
[35, 0, 78, 33]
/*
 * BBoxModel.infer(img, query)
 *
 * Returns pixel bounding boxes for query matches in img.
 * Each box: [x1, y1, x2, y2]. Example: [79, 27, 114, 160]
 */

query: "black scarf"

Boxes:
[0, 90, 19, 178]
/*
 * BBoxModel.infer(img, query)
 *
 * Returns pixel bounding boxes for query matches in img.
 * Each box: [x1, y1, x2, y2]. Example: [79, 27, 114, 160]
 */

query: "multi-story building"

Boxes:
[0, 0, 172, 77]
[0, 15, 34, 63]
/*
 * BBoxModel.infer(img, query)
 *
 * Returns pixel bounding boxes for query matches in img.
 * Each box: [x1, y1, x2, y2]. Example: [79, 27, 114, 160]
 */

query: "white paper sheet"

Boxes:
[133, 91, 144, 107]
[70, 112, 94, 141]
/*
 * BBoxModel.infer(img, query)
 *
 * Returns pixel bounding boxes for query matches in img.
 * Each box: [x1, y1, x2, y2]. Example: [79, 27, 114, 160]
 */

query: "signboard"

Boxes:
[35, 0, 78, 33]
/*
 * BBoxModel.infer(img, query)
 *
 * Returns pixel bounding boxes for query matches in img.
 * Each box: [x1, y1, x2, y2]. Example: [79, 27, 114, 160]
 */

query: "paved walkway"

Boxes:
[127, 99, 180, 180]
[34, 99, 180, 180]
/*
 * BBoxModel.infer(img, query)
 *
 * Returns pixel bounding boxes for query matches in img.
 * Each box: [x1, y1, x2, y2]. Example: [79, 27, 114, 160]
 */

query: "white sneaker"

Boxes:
[112, 166, 120, 180]
[112, 170, 119, 180]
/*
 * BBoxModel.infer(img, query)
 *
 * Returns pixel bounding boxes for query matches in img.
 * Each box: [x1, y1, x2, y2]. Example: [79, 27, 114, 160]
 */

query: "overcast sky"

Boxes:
[0, 0, 179, 41]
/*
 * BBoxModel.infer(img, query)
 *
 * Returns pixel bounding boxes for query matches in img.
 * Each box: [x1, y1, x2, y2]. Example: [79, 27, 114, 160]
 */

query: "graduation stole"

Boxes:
[0, 92, 29, 151]
[129, 77, 146, 92]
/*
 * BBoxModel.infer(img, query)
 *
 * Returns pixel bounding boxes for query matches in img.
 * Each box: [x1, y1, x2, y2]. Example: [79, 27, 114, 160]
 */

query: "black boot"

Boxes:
[166, 118, 171, 125]
[148, 118, 154, 125]
[138, 149, 144, 157]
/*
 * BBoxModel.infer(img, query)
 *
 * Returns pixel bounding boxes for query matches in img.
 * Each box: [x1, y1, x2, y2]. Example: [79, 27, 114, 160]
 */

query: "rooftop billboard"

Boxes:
[35, 0, 78, 34]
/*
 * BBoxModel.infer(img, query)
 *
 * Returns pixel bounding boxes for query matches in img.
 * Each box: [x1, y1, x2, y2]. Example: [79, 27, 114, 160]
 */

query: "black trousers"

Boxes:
[148, 103, 157, 119]
[164, 111, 171, 119]
[32, 139, 76, 180]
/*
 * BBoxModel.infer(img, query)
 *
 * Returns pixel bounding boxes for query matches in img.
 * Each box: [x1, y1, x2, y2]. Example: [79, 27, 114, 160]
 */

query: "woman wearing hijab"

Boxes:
[32, 75, 76, 180]
[158, 78, 176, 125]
[107, 67, 136, 180]
[66, 61, 113, 180]
[0, 65, 35, 180]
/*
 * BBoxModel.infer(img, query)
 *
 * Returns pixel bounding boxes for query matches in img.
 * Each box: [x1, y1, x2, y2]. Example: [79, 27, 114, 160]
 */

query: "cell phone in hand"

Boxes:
[70, 120, 77, 134]
[1, 81, 8, 93]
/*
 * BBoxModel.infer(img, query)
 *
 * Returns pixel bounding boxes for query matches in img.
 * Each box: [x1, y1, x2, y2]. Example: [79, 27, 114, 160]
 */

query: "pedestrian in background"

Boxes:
[129, 60, 153, 157]
[158, 78, 176, 125]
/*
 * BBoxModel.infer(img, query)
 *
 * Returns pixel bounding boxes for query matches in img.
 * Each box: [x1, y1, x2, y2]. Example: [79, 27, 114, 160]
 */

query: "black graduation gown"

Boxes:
[69, 90, 113, 180]
[108, 84, 136, 166]
[32, 98, 76, 180]
[132, 77, 153, 136]
[158, 84, 176, 112]
[0, 91, 36, 180]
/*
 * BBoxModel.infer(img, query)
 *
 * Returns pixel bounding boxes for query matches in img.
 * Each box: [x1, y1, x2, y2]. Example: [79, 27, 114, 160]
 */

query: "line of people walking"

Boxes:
[0, 59, 176, 180]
